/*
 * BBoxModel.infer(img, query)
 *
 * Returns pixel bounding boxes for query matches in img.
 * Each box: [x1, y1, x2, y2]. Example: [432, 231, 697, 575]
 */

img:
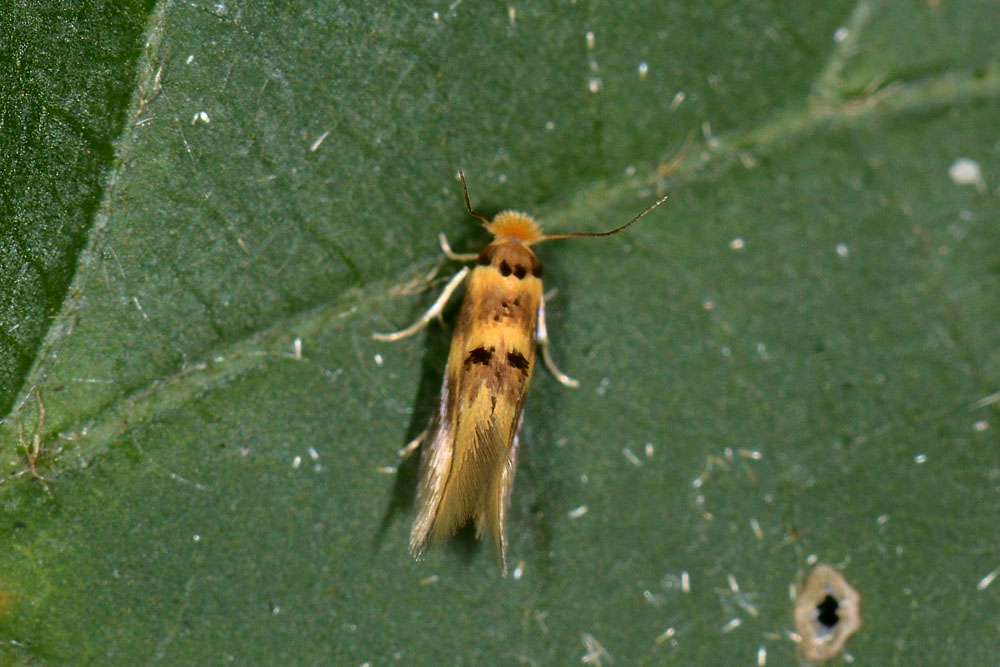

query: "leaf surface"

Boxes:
[1, 1, 997, 663]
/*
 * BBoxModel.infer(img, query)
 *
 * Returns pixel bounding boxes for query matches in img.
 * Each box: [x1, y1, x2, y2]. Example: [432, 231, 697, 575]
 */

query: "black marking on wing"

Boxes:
[507, 350, 530, 374]
[464, 346, 494, 367]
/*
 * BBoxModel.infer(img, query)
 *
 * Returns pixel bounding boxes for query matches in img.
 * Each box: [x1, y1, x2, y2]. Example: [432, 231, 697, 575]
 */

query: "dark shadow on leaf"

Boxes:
[509, 400, 563, 585]
[445, 522, 483, 568]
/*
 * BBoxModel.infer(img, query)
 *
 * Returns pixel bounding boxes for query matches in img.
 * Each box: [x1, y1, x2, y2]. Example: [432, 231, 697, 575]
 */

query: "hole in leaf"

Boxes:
[816, 594, 840, 629]
[793, 564, 861, 661]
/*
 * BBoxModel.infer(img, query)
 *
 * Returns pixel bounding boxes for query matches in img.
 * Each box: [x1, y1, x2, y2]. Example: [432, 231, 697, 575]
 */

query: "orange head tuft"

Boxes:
[485, 210, 544, 244]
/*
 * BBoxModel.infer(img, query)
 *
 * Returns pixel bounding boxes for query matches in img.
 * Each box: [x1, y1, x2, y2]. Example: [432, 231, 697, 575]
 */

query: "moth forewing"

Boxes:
[409, 239, 542, 575]
[374, 170, 667, 575]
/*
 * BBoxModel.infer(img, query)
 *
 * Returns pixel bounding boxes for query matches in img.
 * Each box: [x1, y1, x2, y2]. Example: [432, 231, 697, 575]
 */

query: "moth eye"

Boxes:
[506, 350, 530, 373]
[477, 246, 494, 266]
[513, 264, 526, 279]
[531, 257, 543, 278]
[499, 260, 512, 277]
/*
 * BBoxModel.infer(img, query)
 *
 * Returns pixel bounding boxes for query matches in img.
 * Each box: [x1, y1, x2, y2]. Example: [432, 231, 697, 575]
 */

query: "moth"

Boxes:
[374, 171, 667, 575]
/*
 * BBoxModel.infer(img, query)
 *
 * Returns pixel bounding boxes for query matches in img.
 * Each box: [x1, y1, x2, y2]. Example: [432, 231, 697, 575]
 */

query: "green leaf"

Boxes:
[2, 1, 998, 663]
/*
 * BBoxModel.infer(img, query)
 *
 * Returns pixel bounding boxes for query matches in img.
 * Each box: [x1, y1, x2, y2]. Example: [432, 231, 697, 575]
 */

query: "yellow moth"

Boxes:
[374, 171, 667, 575]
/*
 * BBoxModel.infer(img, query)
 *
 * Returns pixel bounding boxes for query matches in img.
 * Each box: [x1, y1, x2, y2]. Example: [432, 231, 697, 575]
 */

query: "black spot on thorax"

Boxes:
[480, 241, 542, 281]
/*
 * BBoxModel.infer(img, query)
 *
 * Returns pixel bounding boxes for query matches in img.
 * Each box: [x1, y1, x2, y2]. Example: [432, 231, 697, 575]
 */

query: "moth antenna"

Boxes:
[539, 192, 669, 242]
[458, 170, 491, 226]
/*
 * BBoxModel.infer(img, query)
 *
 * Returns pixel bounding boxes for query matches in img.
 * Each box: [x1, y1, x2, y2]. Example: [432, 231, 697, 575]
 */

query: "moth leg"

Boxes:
[388, 259, 448, 297]
[438, 233, 478, 262]
[389, 234, 475, 297]
[536, 290, 580, 388]
[372, 266, 470, 341]
[398, 426, 429, 459]
[18, 387, 51, 494]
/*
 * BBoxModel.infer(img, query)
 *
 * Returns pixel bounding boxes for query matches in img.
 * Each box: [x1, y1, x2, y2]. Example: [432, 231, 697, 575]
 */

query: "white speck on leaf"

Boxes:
[949, 157, 985, 192]
[977, 566, 999, 590]
[310, 131, 330, 152]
